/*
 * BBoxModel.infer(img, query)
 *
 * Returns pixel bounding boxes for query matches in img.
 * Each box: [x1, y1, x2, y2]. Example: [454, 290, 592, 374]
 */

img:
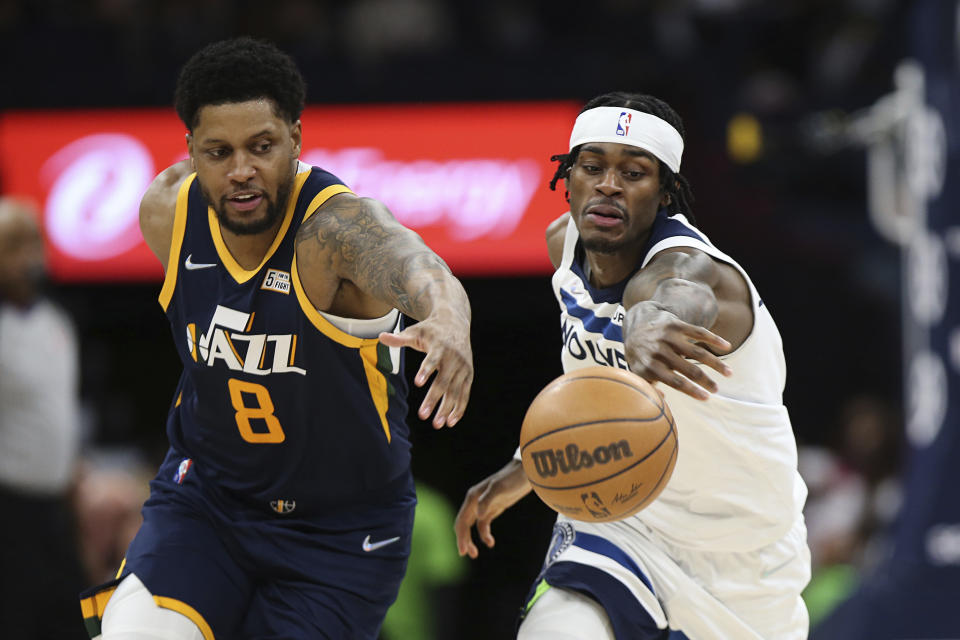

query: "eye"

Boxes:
[581, 163, 601, 173]
[206, 148, 227, 159]
[624, 170, 644, 179]
[254, 141, 272, 153]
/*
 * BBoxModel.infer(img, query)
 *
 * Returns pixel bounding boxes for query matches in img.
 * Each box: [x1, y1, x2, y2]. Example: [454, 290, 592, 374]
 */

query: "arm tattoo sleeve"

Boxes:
[296, 197, 459, 320]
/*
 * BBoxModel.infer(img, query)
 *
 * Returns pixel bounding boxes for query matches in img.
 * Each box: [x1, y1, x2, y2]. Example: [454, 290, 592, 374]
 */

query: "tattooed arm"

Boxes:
[295, 193, 473, 428]
[621, 247, 753, 400]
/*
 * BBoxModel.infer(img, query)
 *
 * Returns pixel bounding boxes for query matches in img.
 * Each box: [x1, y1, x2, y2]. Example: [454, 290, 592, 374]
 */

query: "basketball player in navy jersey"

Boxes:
[455, 93, 810, 639]
[79, 37, 473, 639]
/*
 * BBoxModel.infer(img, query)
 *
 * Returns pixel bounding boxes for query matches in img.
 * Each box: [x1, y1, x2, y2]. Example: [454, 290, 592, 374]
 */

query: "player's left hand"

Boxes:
[455, 459, 532, 558]
[379, 310, 473, 428]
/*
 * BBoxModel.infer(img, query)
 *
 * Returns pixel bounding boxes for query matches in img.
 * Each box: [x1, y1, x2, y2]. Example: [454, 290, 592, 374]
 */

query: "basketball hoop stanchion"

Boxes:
[809, 42, 960, 638]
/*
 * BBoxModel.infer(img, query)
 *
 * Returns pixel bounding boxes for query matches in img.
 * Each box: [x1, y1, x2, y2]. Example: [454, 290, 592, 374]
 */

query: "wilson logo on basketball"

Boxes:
[530, 441, 634, 478]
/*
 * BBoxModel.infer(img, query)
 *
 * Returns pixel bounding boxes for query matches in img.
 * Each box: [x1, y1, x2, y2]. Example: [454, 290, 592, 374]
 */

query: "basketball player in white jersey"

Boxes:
[455, 92, 810, 639]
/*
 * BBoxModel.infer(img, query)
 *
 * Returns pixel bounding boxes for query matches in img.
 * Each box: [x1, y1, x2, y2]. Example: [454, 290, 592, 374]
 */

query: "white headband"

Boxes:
[569, 106, 684, 173]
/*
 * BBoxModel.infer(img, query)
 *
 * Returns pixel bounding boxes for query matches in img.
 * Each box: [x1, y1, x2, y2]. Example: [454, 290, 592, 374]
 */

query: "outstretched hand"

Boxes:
[625, 307, 733, 401]
[379, 312, 473, 428]
[454, 459, 532, 559]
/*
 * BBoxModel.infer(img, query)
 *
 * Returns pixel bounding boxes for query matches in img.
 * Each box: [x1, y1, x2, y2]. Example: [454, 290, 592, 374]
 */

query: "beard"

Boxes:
[580, 234, 628, 255]
[202, 169, 295, 236]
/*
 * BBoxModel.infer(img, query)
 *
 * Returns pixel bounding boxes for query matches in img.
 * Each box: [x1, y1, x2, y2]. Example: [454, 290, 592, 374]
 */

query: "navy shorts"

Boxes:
[519, 524, 691, 640]
[81, 449, 416, 639]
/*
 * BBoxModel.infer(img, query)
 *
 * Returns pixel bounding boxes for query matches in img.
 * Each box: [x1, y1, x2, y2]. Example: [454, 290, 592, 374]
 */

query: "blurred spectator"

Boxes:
[799, 394, 903, 626]
[342, 0, 453, 65]
[0, 196, 87, 639]
[73, 455, 151, 584]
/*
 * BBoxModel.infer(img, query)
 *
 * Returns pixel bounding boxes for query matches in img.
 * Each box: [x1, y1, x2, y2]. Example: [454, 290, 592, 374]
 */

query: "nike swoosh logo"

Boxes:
[184, 254, 217, 271]
[362, 534, 401, 552]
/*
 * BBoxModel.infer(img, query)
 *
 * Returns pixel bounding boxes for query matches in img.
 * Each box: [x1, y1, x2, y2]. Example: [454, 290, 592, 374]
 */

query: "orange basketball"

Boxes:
[519, 366, 678, 523]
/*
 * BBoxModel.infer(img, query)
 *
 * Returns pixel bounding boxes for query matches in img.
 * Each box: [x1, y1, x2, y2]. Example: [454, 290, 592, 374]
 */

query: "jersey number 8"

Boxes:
[228, 378, 286, 443]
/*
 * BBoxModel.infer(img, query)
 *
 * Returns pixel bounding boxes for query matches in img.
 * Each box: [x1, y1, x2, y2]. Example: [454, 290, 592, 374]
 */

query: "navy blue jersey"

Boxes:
[157, 165, 411, 515]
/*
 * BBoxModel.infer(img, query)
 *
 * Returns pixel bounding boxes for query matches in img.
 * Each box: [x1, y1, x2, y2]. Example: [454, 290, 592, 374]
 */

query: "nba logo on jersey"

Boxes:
[616, 111, 631, 136]
[173, 458, 193, 484]
[270, 499, 296, 514]
[545, 521, 576, 567]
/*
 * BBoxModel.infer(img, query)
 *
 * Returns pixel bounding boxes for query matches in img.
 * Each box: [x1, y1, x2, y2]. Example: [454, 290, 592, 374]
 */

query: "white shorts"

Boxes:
[521, 516, 811, 639]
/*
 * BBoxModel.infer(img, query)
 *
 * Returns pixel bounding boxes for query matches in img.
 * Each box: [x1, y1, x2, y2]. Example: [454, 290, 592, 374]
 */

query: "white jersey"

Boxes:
[552, 212, 807, 552]
[0, 299, 80, 495]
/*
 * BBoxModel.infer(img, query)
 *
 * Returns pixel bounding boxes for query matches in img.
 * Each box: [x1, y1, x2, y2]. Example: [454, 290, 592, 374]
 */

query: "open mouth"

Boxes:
[226, 192, 264, 212]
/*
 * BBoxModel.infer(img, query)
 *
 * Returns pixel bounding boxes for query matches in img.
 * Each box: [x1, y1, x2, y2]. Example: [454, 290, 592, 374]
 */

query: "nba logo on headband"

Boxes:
[569, 106, 684, 172]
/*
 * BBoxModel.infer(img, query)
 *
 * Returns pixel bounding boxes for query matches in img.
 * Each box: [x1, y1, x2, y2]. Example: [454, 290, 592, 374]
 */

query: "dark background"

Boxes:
[1, 0, 911, 637]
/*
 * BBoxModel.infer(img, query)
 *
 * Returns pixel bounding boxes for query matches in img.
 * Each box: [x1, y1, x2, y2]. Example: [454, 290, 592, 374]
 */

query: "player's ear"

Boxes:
[185, 133, 196, 171]
[290, 120, 302, 158]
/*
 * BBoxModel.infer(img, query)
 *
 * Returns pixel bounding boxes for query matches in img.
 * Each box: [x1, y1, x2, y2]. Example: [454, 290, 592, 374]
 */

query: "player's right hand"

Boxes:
[379, 308, 473, 429]
[624, 305, 732, 401]
[455, 459, 532, 559]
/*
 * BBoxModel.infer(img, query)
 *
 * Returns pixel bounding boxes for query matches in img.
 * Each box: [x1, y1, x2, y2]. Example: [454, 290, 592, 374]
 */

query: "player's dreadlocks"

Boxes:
[174, 37, 306, 132]
[550, 92, 696, 225]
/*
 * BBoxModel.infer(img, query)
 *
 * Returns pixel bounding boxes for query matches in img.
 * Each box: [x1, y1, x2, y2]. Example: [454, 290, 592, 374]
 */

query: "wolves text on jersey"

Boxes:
[185, 304, 307, 376]
[562, 319, 629, 370]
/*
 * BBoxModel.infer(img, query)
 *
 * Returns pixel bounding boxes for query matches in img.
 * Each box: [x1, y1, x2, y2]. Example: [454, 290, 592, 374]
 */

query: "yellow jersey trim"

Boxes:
[290, 257, 372, 348]
[290, 256, 392, 442]
[158, 174, 195, 311]
[360, 343, 392, 443]
[209, 170, 312, 285]
[80, 586, 116, 620]
[80, 586, 215, 640]
[154, 596, 215, 640]
[115, 557, 126, 579]
[188, 324, 198, 361]
[302, 184, 353, 222]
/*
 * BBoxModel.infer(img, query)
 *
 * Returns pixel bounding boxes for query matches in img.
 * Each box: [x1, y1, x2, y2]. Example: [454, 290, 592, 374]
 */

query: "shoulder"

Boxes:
[294, 192, 405, 283]
[141, 161, 192, 218]
[297, 192, 408, 244]
[628, 245, 754, 347]
[140, 161, 193, 263]
[545, 211, 570, 269]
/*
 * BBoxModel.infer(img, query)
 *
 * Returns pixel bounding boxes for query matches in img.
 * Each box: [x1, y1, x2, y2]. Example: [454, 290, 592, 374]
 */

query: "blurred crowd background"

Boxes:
[2, 0, 958, 638]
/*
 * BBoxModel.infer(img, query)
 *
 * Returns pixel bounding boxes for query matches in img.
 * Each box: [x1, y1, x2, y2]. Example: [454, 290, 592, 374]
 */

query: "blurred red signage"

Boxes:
[0, 103, 579, 282]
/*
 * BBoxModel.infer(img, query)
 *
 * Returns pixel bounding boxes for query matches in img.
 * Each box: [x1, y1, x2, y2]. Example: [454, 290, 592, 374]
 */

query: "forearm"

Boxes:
[368, 247, 471, 324]
[342, 199, 471, 323]
[625, 278, 719, 334]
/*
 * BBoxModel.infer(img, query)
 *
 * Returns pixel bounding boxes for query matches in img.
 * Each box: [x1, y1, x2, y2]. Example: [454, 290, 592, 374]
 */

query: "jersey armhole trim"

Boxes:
[560, 216, 579, 269]
[158, 173, 195, 311]
[290, 256, 378, 349]
[643, 237, 760, 358]
[302, 184, 354, 222]
[290, 255, 392, 442]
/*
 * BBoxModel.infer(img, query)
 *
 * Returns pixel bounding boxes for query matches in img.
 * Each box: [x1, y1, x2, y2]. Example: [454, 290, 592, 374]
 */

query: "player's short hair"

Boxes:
[551, 92, 696, 224]
[174, 37, 306, 132]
